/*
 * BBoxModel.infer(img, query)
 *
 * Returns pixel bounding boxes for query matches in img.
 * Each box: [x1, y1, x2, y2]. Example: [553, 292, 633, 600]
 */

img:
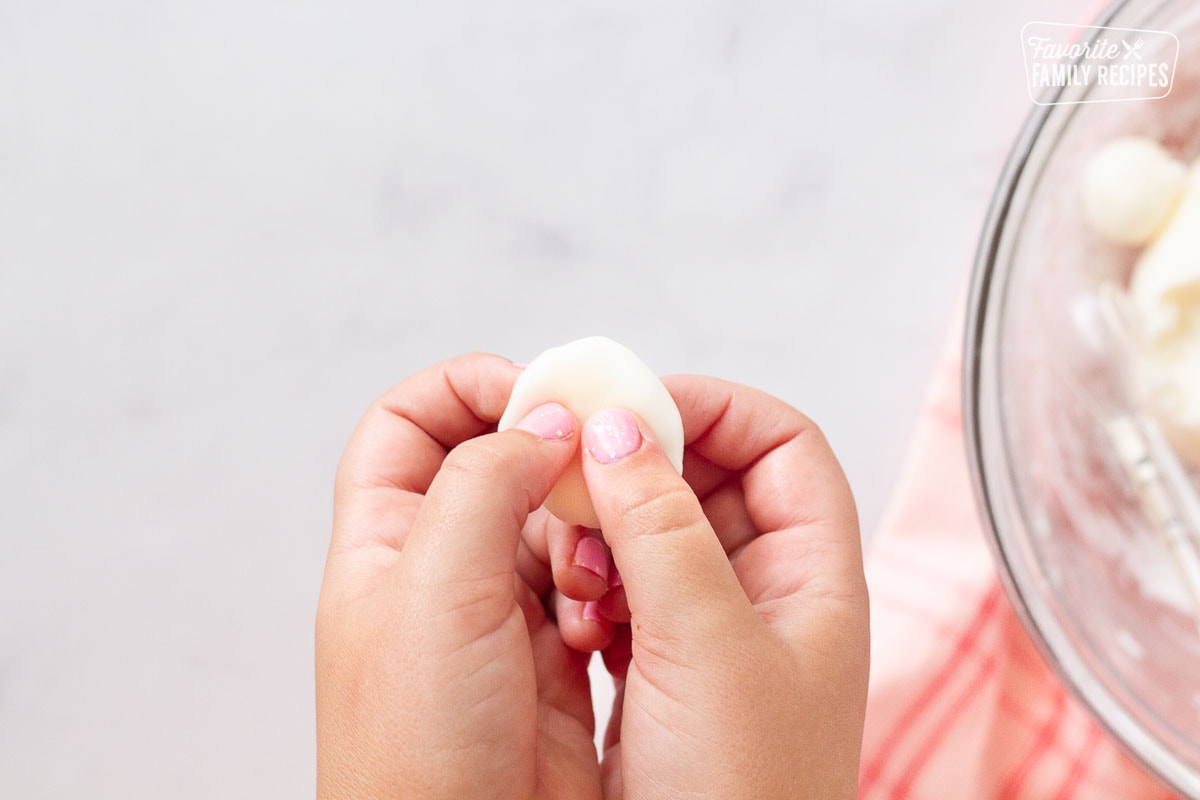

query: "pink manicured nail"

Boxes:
[584, 408, 641, 463]
[515, 402, 575, 441]
[572, 536, 609, 583]
[582, 600, 603, 623]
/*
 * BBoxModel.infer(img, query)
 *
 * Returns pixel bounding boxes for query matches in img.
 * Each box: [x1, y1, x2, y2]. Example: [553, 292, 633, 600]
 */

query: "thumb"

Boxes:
[581, 408, 754, 643]
[401, 402, 579, 592]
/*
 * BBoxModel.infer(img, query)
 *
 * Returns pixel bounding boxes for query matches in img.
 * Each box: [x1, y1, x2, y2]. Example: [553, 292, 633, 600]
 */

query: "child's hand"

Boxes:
[315, 354, 602, 800]
[580, 376, 869, 799]
[316, 356, 869, 800]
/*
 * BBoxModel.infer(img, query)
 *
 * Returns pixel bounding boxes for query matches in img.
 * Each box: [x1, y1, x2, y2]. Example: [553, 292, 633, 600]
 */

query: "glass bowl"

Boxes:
[966, 0, 1200, 794]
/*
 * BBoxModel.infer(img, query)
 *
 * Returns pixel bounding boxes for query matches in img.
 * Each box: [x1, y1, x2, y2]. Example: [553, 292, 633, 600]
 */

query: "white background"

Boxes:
[0, 0, 1087, 795]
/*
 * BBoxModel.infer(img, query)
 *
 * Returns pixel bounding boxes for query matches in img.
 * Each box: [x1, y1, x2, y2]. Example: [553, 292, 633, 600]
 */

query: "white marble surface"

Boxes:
[0, 0, 1087, 795]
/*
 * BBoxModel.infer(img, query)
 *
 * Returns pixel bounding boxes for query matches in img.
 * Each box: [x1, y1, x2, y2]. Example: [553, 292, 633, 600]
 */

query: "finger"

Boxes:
[679, 445, 731, 501]
[514, 574, 549, 631]
[557, 532, 611, 602]
[516, 582, 598, 750]
[663, 374, 856, 532]
[600, 681, 626, 800]
[602, 678, 625, 757]
[598, 568, 630, 624]
[581, 408, 755, 643]
[515, 534, 552, 599]
[528, 592, 595, 731]
[333, 353, 522, 556]
[553, 591, 615, 653]
[400, 402, 579, 592]
[600, 626, 632, 681]
[699, 480, 758, 557]
[738, 414, 863, 602]
[523, 513, 611, 603]
[664, 375, 862, 593]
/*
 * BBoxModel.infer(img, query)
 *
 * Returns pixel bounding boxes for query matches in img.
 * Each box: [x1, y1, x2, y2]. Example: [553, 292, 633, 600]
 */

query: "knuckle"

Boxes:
[437, 436, 536, 529]
[614, 479, 705, 540]
[440, 437, 516, 485]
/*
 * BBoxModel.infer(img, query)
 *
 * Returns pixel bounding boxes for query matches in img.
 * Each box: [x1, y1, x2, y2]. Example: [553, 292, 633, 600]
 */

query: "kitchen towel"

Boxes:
[857, 326, 1178, 799]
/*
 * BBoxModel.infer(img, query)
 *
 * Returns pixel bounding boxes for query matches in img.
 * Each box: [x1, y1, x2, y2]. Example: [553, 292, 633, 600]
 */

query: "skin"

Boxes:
[315, 353, 869, 799]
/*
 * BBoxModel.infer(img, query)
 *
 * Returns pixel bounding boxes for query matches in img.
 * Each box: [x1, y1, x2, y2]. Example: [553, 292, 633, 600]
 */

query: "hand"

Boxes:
[577, 377, 870, 799]
[315, 355, 869, 800]
[315, 354, 605, 800]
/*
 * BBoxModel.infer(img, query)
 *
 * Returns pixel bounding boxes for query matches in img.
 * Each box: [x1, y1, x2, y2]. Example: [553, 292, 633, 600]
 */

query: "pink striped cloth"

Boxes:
[857, 329, 1178, 799]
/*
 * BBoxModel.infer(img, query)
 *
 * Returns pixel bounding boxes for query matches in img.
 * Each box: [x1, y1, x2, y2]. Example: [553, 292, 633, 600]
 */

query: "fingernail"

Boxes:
[582, 600, 603, 623]
[573, 536, 609, 583]
[584, 408, 641, 463]
[515, 402, 575, 441]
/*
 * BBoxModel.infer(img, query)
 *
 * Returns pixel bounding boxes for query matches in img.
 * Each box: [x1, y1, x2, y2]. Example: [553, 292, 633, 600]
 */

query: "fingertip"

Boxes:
[512, 401, 579, 443]
[555, 593, 615, 653]
[598, 583, 630, 624]
[549, 529, 611, 602]
[575, 532, 608, 574]
[569, 534, 610, 595]
[582, 600, 606, 626]
[582, 408, 644, 464]
[597, 563, 630, 622]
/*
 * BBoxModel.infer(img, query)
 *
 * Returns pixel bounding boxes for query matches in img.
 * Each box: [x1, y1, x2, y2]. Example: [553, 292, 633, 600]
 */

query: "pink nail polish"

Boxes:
[515, 402, 575, 441]
[582, 600, 603, 623]
[573, 536, 609, 583]
[584, 408, 641, 463]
